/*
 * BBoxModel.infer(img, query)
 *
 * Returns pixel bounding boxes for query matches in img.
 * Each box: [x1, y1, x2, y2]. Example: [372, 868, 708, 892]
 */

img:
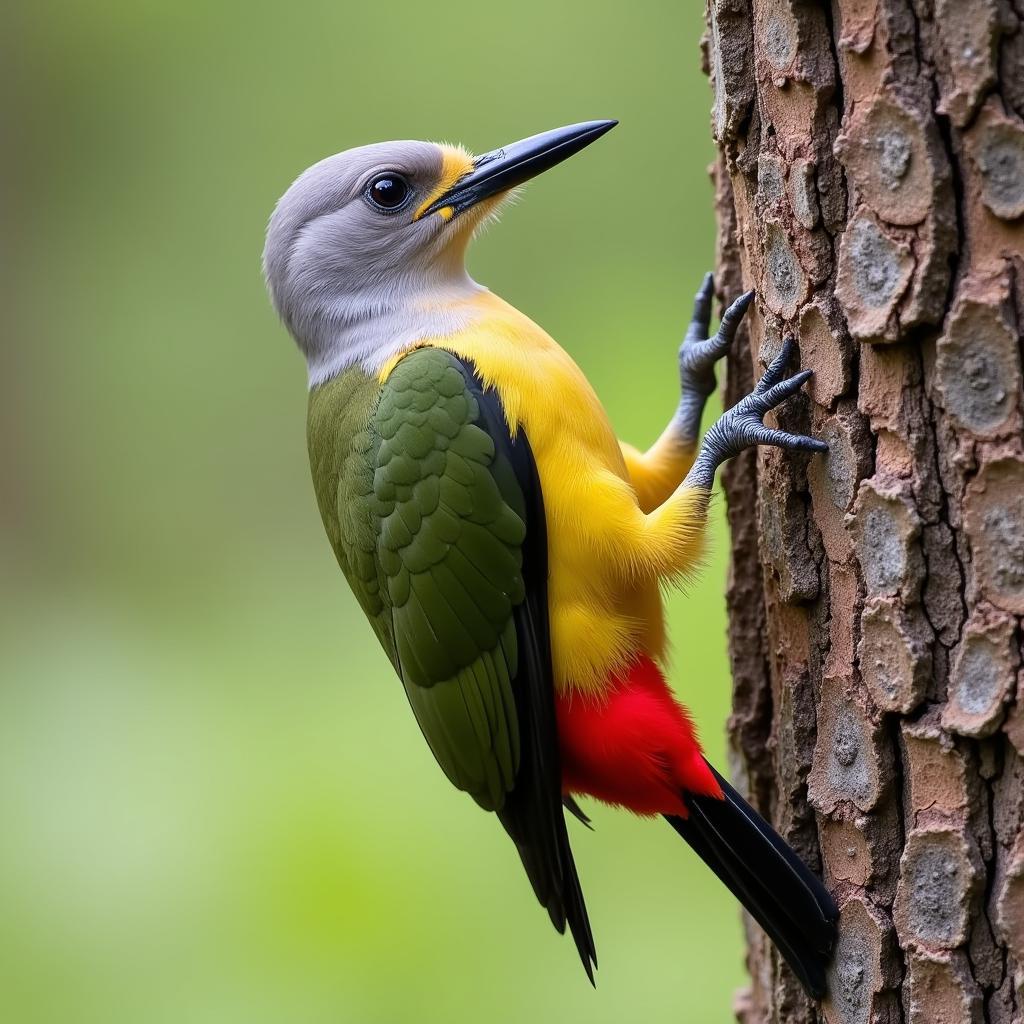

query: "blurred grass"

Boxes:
[2, 1, 744, 1021]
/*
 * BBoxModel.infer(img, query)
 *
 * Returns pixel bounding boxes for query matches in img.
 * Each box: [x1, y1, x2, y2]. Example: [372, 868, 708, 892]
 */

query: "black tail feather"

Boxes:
[666, 762, 837, 999]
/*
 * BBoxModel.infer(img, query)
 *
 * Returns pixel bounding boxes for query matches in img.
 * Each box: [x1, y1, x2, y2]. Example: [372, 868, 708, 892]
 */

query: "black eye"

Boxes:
[366, 173, 410, 212]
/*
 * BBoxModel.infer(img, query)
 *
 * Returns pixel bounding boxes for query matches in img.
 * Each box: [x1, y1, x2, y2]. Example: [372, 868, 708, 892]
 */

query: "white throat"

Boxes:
[303, 274, 488, 387]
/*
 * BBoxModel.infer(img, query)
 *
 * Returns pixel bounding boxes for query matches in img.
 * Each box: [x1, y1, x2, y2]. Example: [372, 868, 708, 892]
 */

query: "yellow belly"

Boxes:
[384, 290, 667, 695]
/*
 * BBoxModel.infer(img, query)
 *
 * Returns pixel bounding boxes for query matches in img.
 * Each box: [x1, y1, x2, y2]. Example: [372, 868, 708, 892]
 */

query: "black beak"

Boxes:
[422, 119, 617, 217]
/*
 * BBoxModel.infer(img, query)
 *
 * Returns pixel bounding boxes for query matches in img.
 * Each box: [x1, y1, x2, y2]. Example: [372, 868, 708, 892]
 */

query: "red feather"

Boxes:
[556, 655, 722, 816]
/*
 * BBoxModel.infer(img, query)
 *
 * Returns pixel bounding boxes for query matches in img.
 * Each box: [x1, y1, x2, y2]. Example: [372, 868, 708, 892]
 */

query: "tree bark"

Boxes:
[702, 1, 1024, 1020]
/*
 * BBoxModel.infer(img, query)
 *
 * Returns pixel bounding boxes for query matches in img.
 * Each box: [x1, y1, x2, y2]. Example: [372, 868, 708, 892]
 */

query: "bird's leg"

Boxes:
[618, 273, 753, 513]
[612, 284, 826, 583]
[632, 331, 826, 583]
[672, 272, 753, 448]
[683, 336, 828, 491]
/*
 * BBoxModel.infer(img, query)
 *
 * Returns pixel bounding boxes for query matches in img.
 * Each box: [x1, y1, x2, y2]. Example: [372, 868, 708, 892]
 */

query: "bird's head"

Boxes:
[263, 120, 616, 380]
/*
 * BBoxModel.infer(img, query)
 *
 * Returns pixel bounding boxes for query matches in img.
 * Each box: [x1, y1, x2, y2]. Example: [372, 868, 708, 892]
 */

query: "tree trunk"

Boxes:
[702, 1, 1024, 1020]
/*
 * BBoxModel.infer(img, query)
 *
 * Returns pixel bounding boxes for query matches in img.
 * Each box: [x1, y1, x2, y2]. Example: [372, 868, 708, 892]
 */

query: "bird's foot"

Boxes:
[675, 272, 754, 444]
[683, 336, 828, 490]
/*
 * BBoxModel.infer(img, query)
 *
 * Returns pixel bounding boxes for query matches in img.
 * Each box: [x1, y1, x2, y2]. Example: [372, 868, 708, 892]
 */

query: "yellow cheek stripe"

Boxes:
[413, 146, 474, 220]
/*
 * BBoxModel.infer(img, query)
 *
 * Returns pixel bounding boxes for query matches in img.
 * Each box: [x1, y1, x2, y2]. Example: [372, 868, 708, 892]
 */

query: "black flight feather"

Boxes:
[457, 357, 598, 982]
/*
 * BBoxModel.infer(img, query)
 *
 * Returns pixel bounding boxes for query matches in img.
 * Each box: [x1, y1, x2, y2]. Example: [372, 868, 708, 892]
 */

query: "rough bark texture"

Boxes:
[703, 2, 1024, 1021]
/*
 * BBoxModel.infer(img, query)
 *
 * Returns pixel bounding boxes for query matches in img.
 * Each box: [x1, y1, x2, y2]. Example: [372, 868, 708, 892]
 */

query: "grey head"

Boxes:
[263, 121, 617, 384]
[263, 140, 483, 384]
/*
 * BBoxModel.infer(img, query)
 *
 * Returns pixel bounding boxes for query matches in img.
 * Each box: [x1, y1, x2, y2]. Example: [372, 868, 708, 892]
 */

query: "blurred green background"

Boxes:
[3, 1, 744, 1021]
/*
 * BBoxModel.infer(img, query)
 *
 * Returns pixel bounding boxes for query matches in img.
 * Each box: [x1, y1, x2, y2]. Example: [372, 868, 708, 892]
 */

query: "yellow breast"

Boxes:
[383, 290, 667, 694]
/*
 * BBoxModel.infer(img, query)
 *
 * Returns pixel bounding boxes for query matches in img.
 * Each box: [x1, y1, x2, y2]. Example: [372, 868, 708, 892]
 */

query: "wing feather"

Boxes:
[308, 348, 595, 976]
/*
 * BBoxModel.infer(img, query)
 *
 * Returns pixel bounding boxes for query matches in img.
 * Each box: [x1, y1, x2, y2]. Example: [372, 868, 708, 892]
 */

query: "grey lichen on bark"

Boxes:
[703, 1, 1024, 1021]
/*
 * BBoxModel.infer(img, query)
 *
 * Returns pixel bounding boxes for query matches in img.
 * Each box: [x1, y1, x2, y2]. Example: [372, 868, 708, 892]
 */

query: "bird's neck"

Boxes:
[302, 269, 487, 388]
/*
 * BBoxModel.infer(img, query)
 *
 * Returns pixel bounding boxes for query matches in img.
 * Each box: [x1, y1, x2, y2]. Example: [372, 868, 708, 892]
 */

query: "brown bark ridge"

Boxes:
[702, 1, 1024, 1021]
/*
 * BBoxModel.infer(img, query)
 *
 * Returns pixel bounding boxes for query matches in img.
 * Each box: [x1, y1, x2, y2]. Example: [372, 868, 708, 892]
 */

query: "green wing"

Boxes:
[308, 348, 525, 811]
[308, 347, 595, 977]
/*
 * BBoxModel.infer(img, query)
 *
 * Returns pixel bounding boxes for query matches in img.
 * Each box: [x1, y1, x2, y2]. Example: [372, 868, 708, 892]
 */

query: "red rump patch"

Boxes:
[555, 655, 723, 817]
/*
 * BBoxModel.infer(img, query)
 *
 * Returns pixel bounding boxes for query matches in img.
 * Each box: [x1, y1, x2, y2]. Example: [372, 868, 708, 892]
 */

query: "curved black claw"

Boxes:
[676, 275, 756, 444]
[684, 335, 828, 489]
[755, 336, 799, 393]
[679, 285, 754, 398]
[685, 271, 715, 343]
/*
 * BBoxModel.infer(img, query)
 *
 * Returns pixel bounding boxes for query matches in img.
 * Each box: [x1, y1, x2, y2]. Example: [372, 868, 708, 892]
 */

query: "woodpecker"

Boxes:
[263, 120, 838, 996]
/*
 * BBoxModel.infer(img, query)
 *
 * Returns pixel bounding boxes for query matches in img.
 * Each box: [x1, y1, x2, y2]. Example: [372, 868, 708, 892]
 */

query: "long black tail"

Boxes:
[665, 762, 838, 999]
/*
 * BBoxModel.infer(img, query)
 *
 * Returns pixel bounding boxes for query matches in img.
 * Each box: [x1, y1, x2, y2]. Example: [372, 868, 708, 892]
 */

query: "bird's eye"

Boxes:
[365, 173, 411, 212]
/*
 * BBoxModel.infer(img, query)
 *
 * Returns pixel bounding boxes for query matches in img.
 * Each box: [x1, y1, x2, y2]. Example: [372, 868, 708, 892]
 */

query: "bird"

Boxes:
[263, 120, 838, 997]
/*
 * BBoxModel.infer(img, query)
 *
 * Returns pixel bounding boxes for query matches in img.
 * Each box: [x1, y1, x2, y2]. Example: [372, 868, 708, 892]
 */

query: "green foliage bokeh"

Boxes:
[3, 2, 744, 1020]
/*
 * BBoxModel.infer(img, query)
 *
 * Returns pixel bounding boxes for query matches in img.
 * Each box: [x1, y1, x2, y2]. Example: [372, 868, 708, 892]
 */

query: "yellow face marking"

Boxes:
[413, 146, 474, 221]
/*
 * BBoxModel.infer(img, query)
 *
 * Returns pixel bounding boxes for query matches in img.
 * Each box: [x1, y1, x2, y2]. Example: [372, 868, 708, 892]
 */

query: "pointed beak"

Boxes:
[421, 119, 617, 218]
